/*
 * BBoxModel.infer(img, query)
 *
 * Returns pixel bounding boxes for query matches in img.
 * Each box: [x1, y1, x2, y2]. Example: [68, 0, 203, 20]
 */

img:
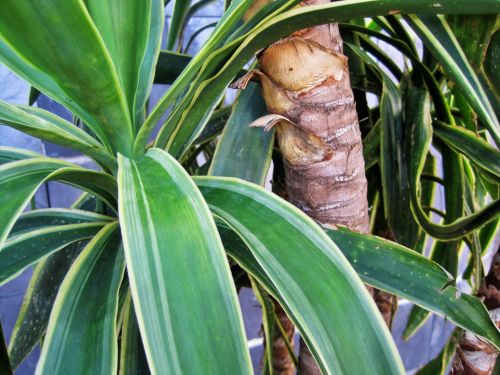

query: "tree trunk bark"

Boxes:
[238, 1, 394, 373]
[451, 251, 500, 375]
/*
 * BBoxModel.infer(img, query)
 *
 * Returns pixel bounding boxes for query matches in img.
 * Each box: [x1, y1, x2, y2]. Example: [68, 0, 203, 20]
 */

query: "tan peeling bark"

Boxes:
[238, 1, 394, 373]
[451, 252, 500, 375]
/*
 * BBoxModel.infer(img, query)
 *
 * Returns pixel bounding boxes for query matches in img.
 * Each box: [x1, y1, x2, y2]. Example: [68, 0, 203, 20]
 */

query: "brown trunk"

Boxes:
[451, 252, 500, 375]
[238, 1, 394, 373]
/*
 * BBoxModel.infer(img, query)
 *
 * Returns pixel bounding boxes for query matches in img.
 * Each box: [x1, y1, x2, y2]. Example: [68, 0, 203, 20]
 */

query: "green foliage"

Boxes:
[0, 0, 499, 373]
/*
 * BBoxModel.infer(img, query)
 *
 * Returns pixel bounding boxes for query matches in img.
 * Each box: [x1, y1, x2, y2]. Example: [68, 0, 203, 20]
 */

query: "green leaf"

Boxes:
[0, 102, 116, 171]
[8, 240, 87, 369]
[0, 0, 134, 155]
[134, 0, 255, 155]
[446, 15, 497, 72]
[483, 29, 500, 99]
[434, 120, 500, 178]
[209, 82, 273, 185]
[0, 158, 117, 249]
[326, 228, 500, 349]
[36, 223, 124, 374]
[154, 51, 192, 85]
[184, 22, 218, 53]
[119, 291, 150, 375]
[117, 149, 252, 375]
[7, 202, 107, 368]
[85, 0, 164, 129]
[406, 88, 500, 240]
[406, 15, 500, 145]
[219, 217, 500, 349]
[380, 79, 421, 248]
[403, 305, 432, 340]
[362, 120, 380, 170]
[10, 208, 113, 236]
[0, 222, 107, 286]
[196, 177, 404, 374]
[250, 278, 277, 375]
[0, 146, 41, 165]
[166, 0, 192, 50]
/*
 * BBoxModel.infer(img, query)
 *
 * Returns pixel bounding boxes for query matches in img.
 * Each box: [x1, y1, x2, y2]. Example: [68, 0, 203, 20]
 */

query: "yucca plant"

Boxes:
[0, 1, 499, 374]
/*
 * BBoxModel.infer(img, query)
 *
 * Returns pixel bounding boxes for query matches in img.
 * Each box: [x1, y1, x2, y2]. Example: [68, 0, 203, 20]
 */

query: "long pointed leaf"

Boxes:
[8, 240, 87, 369]
[433, 120, 500, 178]
[119, 291, 150, 375]
[406, 15, 500, 145]
[0, 158, 117, 249]
[117, 149, 252, 375]
[10, 208, 113, 236]
[209, 82, 273, 184]
[134, 0, 256, 155]
[0, 0, 133, 154]
[36, 223, 124, 374]
[0, 102, 116, 170]
[7, 203, 108, 368]
[0, 222, 107, 286]
[196, 176, 404, 375]
[0, 147, 42, 165]
[85, 0, 164, 128]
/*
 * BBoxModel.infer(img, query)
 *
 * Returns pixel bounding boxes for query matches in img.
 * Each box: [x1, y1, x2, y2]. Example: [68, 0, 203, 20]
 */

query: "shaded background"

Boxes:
[0, 1, 464, 373]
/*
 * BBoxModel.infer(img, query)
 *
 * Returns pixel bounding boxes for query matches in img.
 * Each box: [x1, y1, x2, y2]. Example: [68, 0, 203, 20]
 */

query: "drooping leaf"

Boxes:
[85, 0, 164, 129]
[196, 176, 404, 374]
[0, 102, 115, 170]
[217, 217, 500, 349]
[406, 15, 500, 145]
[0, 146, 41, 165]
[0, 0, 134, 155]
[7, 203, 108, 368]
[0, 157, 117, 249]
[403, 305, 432, 340]
[8, 240, 87, 369]
[434, 120, 500, 178]
[36, 223, 124, 374]
[446, 15, 497, 72]
[483, 29, 500, 99]
[406, 87, 500, 240]
[9, 208, 113, 236]
[328, 228, 500, 349]
[209, 82, 273, 185]
[0, 222, 108, 285]
[117, 149, 252, 375]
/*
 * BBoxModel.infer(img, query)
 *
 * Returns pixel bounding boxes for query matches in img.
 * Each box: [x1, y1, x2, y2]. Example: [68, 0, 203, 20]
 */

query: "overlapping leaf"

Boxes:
[0, 157, 117, 249]
[85, 0, 164, 129]
[0, 0, 134, 155]
[118, 149, 252, 375]
[197, 176, 404, 374]
[36, 223, 124, 374]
